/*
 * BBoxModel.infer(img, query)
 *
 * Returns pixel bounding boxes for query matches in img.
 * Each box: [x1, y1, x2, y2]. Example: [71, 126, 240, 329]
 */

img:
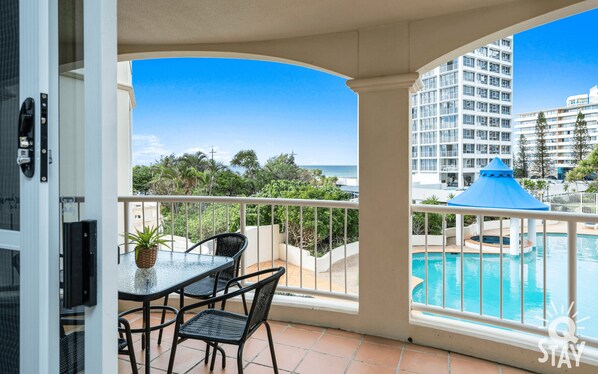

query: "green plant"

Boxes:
[124, 225, 170, 259]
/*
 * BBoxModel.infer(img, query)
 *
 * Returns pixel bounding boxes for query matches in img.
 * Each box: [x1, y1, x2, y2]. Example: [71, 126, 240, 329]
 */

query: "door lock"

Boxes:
[17, 97, 35, 178]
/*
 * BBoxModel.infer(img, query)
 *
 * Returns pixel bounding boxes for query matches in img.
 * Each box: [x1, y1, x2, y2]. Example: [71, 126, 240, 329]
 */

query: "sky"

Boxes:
[132, 8, 598, 166]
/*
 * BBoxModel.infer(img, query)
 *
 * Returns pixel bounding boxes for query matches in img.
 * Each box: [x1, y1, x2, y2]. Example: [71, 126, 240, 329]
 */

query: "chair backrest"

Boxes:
[244, 267, 285, 338]
[213, 233, 248, 280]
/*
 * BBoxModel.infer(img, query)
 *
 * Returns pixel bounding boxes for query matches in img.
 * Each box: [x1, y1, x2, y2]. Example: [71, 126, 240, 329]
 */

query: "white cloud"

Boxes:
[132, 134, 172, 165]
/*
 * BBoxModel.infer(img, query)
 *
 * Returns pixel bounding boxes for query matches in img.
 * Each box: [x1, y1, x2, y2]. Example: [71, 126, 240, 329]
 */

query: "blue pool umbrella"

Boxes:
[447, 158, 549, 211]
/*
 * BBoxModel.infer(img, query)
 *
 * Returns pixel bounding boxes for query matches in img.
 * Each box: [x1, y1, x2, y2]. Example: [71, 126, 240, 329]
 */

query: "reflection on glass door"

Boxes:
[0, 0, 21, 372]
[59, 0, 86, 372]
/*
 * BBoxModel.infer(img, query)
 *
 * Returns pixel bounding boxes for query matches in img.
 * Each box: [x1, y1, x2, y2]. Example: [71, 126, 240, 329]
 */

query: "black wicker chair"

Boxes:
[166, 267, 285, 374]
[157, 233, 249, 345]
[58, 318, 138, 374]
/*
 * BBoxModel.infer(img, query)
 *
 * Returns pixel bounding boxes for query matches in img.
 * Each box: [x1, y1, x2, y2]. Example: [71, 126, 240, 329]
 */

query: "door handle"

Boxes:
[17, 97, 35, 177]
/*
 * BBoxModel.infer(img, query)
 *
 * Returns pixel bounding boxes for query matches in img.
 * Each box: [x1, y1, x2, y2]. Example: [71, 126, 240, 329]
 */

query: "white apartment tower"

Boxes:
[411, 37, 514, 189]
[514, 85, 598, 179]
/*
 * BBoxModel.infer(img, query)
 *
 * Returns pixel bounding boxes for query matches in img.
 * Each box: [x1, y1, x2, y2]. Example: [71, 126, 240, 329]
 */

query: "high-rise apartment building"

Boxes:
[514, 86, 598, 179]
[411, 37, 514, 188]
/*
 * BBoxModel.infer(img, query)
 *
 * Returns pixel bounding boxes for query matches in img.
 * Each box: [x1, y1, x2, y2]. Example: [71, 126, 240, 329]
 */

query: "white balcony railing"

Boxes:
[411, 203, 598, 349]
[119, 195, 359, 302]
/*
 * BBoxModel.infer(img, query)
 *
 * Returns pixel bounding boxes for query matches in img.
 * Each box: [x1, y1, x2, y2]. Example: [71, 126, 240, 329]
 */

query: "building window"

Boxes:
[489, 117, 500, 127]
[477, 88, 488, 98]
[464, 158, 475, 168]
[502, 158, 511, 167]
[440, 129, 458, 143]
[489, 104, 500, 113]
[476, 47, 488, 56]
[489, 76, 500, 87]
[463, 114, 475, 125]
[440, 72, 458, 87]
[501, 132, 511, 142]
[476, 102, 488, 112]
[490, 49, 500, 59]
[420, 131, 437, 144]
[420, 118, 437, 131]
[463, 85, 475, 96]
[420, 159, 437, 171]
[420, 145, 437, 157]
[422, 77, 437, 90]
[463, 144, 475, 154]
[412, 159, 418, 171]
[476, 116, 487, 126]
[501, 145, 511, 154]
[489, 131, 500, 141]
[412, 108, 418, 119]
[420, 91, 436, 104]
[463, 71, 475, 82]
[440, 87, 458, 101]
[477, 74, 488, 84]
[463, 129, 475, 140]
[440, 59, 459, 72]
[463, 56, 475, 67]
[502, 66, 511, 75]
[420, 104, 437, 117]
[440, 101, 458, 115]
[489, 90, 500, 100]
[476, 144, 488, 154]
[501, 105, 511, 115]
[477, 158, 489, 167]
[502, 52, 511, 62]
[477, 60, 488, 70]
[501, 119, 511, 128]
[501, 79, 511, 89]
[463, 100, 475, 111]
[412, 146, 418, 157]
[501, 39, 511, 48]
[489, 63, 500, 73]
[440, 115, 458, 129]
[490, 145, 500, 154]
[501, 92, 511, 101]
[477, 130, 488, 140]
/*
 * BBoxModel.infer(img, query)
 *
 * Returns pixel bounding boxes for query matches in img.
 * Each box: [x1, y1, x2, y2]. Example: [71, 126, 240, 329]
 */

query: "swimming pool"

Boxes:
[412, 233, 598, 337]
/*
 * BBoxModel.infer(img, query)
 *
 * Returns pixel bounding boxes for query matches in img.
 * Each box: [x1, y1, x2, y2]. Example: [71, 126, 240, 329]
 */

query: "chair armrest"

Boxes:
[185, 236, 214, 253]
[118, 317, 132, 333]
[177, 284, 257, 318]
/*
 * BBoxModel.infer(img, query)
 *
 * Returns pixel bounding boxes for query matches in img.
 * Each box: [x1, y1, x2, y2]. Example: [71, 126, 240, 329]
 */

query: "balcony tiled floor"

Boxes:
[118, 313, 534, 374]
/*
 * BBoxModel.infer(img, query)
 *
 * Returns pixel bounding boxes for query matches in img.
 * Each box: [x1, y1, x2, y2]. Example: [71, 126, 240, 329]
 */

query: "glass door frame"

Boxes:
[14, 0, 119, 372]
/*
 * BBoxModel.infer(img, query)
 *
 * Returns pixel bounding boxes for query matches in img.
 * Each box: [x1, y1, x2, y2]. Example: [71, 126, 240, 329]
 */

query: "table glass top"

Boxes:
[118, 250, 233, 301]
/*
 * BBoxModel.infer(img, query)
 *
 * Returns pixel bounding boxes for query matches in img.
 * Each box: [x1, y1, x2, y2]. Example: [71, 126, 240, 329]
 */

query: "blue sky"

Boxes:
[132, 9, 598, 166]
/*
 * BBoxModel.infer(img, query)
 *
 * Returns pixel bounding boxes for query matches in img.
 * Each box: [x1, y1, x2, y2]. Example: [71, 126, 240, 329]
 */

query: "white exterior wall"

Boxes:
[411, 37, 514, 189]
[514, 85, 598, 176]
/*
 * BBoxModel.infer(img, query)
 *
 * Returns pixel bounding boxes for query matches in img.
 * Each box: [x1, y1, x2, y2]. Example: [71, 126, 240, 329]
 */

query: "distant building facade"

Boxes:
[514, 86, 598, 179]
[411, 37, 514, 188]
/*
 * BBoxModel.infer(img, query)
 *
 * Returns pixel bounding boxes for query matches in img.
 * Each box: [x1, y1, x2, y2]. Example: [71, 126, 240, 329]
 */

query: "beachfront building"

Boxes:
[514, 85, 598, 178]
[411, 38, 514, 189]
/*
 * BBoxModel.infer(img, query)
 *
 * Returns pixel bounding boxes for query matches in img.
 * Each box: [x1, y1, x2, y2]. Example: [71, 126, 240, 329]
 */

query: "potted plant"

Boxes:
[124, 225, 170, 269]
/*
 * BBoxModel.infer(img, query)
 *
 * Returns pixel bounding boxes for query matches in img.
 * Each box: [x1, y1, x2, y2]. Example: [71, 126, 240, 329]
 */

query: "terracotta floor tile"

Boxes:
[500, 365, 536, 374]
[311, 333, 361, 358]
[363, 334, 404, 348]
[126, 338, 172, 365]
[218, 338, 268, 362]
[290, 323, 325, 333]
[404, 343, 447, 356]
[275, 326, 322, 349]
[253, 343, 307, 371]
[450, 355, 499, 374]
[251, 322, 288, 341]
[118, 358, 139, 374]
[184, 361, 239, 374]
[346, 360, 396, 374]
[353, 341, 401, 368]
[151, 345, 205, 373]
[326, 328, 363, 340]
[243, 363, 290, 374]
[399, 349, 449, 374]
[295, 351, 350, 374]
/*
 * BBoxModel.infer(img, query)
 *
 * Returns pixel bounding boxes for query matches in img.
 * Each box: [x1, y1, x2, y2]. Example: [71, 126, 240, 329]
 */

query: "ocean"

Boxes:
[300, 165, 357, 178]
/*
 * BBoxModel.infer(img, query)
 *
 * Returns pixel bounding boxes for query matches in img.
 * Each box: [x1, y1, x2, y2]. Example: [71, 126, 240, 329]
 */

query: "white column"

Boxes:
[528, 218, 537, 248]
[509, 217, 520, 256]
[347, 73, 420, 339]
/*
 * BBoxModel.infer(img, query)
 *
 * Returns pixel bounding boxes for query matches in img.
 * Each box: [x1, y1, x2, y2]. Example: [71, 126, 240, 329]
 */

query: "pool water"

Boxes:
[412, 233, 598, 337]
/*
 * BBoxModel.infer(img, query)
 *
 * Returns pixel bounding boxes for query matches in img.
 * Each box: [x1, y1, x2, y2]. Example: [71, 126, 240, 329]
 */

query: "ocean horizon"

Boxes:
[300, 165, 357, 178]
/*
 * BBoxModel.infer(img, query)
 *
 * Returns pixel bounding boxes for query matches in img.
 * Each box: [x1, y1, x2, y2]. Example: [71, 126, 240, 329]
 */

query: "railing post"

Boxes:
[568, 220, 577, 326]
[123, 201, 130, 253]
[240, 203, 246, 276]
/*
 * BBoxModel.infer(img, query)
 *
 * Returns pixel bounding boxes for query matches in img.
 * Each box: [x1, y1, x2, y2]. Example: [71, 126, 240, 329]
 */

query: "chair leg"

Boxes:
[237, 342, 245, 374]
[204, 342, 210, 365]
[157, 294, 169, 345]
[241, 292, 248, 315]
[166, 337, 179, 374]
[210, 342, 218, 372]
[125, 329, 138, 374]
[264, 322, 279, 374]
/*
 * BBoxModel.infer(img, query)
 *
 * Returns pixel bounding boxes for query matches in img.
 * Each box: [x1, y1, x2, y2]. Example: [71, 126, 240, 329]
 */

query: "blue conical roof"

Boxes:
[447, 158, 549, 211]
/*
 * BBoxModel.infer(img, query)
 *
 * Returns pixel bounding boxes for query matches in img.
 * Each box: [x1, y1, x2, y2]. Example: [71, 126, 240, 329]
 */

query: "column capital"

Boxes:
[346, 72, 422, 94]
